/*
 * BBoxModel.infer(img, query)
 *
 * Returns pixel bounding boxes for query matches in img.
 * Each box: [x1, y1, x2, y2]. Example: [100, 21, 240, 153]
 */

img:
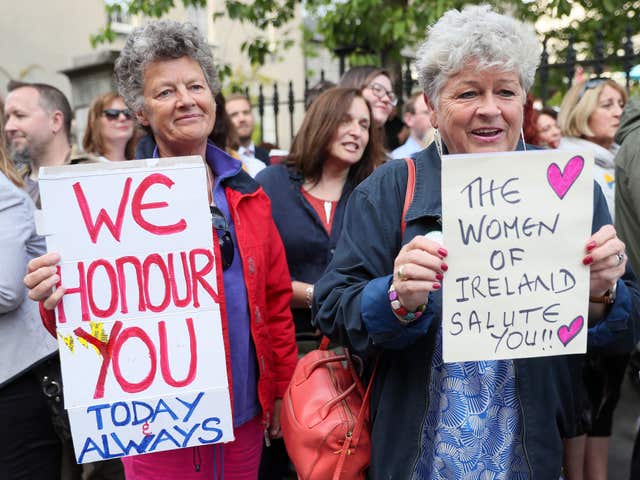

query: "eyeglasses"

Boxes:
[366, 82, 398, 106]
[102, 108, 133, 121]
[577, 78, 607, 102]
[210, 205, 234, 271]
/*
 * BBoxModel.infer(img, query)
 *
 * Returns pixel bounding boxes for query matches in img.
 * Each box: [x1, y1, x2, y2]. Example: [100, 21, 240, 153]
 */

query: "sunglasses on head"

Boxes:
[577, 77, 608, 102]
[102, 108, 133, 120]
[367, 82, 398, 106]
[210, 205, 234, 271]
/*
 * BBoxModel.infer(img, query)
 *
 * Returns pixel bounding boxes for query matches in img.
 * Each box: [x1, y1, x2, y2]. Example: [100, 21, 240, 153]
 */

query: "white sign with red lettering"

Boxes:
[38, 157, 233, 463]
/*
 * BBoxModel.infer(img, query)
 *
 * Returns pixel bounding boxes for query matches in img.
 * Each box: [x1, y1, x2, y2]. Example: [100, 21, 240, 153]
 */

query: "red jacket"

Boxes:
[40, 171, 298, 431]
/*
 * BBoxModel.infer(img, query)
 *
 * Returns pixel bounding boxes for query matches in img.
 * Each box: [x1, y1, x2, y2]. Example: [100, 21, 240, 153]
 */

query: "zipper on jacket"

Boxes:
[513, 361, 534, 477]
[409, 365, 433, 478]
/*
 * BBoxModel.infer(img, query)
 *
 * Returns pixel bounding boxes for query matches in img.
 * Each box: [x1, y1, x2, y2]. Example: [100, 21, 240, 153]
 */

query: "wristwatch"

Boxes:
[589, 282, 617, 304]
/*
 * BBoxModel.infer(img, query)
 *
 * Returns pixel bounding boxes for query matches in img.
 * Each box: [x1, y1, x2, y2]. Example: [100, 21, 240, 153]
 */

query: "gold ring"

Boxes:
[397, 264, 407, 281]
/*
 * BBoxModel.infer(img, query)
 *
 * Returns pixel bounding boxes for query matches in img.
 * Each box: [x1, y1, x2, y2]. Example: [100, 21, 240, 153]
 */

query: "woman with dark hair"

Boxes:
[339, 66, 396, 128]
[82, 92, 137, 161]
[257, 87, 384, 342]
[256, 86, 383, 479]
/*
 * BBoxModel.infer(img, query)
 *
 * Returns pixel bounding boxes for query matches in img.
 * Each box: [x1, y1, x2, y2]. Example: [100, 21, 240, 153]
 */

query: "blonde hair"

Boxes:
[558, 79, 627, 138]
[82, 92, 137, 159]
[0, 110, 24, 188]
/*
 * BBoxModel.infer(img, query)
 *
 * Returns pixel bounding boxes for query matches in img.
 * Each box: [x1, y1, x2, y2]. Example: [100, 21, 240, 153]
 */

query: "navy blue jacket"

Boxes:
[314, 142, 640, 479]
[256, 163, 354, 333]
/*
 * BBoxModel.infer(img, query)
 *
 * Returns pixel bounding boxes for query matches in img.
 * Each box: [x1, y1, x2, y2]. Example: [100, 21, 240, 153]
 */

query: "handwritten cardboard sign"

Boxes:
[441, 150, 593, 362]
[38, 157, 233, 463]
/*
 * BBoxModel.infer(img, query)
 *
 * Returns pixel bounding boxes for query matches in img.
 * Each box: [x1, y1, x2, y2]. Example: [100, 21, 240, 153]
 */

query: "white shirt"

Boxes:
[238, 143, 266, 178]
[391, 136, 425, 159]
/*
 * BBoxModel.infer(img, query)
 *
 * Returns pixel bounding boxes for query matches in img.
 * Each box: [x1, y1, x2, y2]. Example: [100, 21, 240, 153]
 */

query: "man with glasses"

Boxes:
[391, 92, 433, 159]
[4, 80, 72, 207]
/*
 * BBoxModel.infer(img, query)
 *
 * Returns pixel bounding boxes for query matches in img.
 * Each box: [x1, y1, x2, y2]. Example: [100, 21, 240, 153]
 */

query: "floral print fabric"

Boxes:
[415, 333, 530, 479]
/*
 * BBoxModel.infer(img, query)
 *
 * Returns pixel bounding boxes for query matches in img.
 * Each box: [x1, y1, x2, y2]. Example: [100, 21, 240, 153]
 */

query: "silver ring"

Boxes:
[397, 264, 407, 281]
[616, 251, 625, 266]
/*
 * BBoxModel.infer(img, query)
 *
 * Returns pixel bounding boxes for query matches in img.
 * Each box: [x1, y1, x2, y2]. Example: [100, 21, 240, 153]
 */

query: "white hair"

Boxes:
[416, 5, 541, 105]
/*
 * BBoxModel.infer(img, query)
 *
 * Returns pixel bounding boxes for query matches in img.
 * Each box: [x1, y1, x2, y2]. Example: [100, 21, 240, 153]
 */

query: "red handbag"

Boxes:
[281, 341, 374, 480]
[281, 158, 416, 479]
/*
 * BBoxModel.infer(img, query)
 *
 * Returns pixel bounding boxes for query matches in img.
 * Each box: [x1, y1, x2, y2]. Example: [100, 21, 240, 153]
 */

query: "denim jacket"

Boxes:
[314, 142, 640, 479]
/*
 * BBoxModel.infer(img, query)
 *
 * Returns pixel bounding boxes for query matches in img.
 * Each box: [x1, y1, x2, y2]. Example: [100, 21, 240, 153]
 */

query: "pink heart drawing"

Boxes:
[557, 316, 584, 346]
[547, 155, 584, 199]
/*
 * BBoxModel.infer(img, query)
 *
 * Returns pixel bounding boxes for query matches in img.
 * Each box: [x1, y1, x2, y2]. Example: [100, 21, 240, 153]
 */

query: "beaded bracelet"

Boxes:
[388, 283, 426, 324]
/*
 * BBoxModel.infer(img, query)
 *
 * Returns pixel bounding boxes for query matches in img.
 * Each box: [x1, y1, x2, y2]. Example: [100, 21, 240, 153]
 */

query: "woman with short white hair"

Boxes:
[313, 6, 639, 479]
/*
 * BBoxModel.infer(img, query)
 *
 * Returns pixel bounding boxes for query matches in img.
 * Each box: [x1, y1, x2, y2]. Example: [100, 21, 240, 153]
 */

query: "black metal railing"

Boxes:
[247, 29, 638, 145]
[536, 25, 639, 104]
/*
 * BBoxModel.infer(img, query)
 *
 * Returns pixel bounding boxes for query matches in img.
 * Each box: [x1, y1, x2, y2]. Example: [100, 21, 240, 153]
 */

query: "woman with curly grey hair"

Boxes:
[24, 19, 297, 480]
[313, 5, 639, 479]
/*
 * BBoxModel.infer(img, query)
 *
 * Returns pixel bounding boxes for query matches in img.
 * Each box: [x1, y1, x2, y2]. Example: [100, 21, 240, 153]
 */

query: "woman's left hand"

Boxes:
[583, 225, 626, 297]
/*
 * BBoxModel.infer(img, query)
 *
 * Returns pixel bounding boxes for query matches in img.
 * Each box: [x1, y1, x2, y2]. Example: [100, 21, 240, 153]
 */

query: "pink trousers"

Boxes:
[121, 415, 263, 479]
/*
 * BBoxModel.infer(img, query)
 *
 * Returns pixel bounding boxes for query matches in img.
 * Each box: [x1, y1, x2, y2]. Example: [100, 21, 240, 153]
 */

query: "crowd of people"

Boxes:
[2, 4, 640, 480]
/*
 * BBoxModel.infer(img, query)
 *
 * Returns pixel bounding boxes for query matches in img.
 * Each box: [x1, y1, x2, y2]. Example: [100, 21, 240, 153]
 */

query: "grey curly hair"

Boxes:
[114, 20, 220, 112]
[416, 5, 541, 106]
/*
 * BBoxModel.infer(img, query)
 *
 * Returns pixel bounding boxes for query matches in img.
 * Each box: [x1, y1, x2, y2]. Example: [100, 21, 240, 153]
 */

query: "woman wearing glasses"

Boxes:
[82, 92, 138, 162]
[339, 66, 396, 128]
[24, 20, 297, 479]
[557, 78, 628, 479]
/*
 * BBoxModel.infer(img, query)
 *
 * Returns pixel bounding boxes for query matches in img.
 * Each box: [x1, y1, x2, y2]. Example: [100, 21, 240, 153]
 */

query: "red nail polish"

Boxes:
[586, 241, 597, 252]
[582, 255, 594, 266]
[435, 273, 443, 281]
[437, 248, 448, 257]
[432, 282, 441, 290]
[441, 263, 448, 272]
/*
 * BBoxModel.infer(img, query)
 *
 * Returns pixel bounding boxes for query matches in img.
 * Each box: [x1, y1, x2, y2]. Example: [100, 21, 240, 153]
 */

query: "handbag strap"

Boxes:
[333, 157, 417, 480]
[401, 156, 416, 237]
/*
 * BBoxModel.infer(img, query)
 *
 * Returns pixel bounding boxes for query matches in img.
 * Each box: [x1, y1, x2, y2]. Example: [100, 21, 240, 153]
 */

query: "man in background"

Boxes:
[391, 92, 433, 159]
[225, 93, 270, 176]
[4, 80, 72, 206]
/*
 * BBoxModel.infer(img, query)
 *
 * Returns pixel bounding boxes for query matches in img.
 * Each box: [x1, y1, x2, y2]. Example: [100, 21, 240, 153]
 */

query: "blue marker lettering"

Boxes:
[87, 403, 110, 430]
[111, 402, 131, 427]
[110, 431, 155, 455]
[132, 400, 154, 425]
[149, 428, 181, 451]
[151, 399, 178, 423]
[198, 417, 223, 444]
[176, 391, 205, 422]
[173, 423, 201, 447]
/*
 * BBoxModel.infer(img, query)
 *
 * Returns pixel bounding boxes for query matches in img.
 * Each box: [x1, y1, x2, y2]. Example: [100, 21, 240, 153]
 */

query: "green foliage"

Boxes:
[91, 0, 640, 101]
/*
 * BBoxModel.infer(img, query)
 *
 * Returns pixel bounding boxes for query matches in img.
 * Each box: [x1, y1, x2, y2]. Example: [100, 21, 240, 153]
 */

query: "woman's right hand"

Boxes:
[24, 252, 66, 311]
[392, 236, 448, 312]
